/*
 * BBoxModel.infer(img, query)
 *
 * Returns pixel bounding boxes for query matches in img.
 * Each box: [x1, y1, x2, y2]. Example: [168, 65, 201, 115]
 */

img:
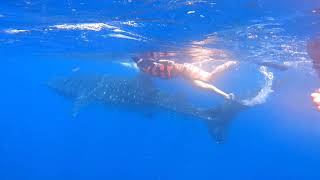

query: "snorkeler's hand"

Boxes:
[226, 93, 235, 101]
[311, 89, 320, 111]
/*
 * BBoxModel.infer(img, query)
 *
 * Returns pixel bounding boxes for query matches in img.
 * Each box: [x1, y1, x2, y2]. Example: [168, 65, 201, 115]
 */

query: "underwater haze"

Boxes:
[1, 0, 320, 179]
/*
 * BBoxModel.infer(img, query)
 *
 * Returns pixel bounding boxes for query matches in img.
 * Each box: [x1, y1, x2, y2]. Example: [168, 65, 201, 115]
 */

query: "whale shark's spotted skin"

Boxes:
[48, 74, 246, 143]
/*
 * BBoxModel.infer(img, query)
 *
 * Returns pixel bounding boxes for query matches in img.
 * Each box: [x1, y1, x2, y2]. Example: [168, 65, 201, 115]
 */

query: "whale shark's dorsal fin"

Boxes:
[137, 73, 153, 86]
[137, 73, 159, 97]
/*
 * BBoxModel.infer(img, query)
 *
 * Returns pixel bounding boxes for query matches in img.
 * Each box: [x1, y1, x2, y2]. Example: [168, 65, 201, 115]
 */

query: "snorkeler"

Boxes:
[132, 53, 237, 100]
[307, 35, 320, 111]
[311, 89, 320, 111]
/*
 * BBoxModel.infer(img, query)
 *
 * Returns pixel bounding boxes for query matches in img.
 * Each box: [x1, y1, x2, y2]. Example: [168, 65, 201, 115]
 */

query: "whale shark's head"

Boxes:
[47, 74, 159, 105]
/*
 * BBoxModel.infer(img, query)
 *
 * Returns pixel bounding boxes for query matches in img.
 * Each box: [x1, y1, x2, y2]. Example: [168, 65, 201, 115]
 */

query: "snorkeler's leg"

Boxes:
[192, 80, 234, 100]
[208, 61, 238, 80]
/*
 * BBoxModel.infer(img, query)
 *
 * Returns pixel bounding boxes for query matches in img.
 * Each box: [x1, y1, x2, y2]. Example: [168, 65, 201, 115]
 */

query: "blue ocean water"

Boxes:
[1, 0, 320, 179]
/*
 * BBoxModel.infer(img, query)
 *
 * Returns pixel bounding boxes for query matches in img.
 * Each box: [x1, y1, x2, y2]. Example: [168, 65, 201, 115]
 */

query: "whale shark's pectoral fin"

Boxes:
[203, 101, 247, 143]
[72, 95, 91, 117]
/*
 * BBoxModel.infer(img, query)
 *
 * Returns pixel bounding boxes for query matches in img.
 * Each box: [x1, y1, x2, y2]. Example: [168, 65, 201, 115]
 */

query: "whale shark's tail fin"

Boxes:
[201, 101, 247, 143]
[204, 65, 274, 143]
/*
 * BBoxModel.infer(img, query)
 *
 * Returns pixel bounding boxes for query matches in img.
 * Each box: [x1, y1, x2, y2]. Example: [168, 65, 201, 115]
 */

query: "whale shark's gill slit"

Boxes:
[71, 76, 109, 116]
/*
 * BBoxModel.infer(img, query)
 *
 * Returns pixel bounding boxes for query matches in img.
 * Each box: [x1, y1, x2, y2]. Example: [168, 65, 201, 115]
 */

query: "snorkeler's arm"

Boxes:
[192, 80, 233, 100]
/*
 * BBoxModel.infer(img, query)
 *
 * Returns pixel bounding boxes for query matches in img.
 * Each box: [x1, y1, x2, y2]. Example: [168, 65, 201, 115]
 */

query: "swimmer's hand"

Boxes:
[226, 93, 235, 101]
[311, 89, 320, 111]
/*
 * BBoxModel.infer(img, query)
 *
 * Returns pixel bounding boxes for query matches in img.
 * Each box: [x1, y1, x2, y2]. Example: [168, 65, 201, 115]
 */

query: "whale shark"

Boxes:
[47, 74, 248, 143]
